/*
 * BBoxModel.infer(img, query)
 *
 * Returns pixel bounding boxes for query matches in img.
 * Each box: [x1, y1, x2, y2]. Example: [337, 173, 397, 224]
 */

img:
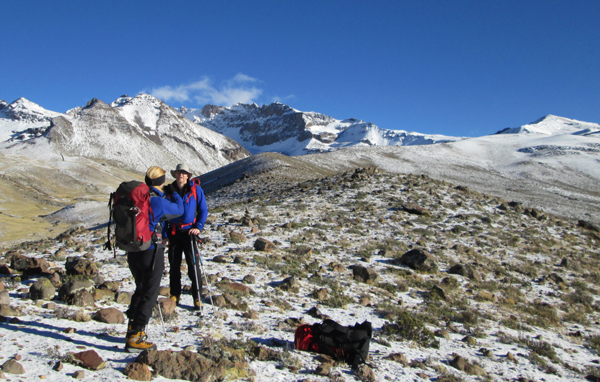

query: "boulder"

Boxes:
[448, 263, 481, 281]
[92, 308, 125, 324]
[1, 359, 25, 374]
[397, 249, 437, 273]
[351, 265, 379, 283]
[29, 278, 56, 301]
[254, 238, 275, 252]
[65, 257, 99, 277]
[71, 349, 105, 370]
[278, 276, 300, 293]
[124, 362, 152, 381]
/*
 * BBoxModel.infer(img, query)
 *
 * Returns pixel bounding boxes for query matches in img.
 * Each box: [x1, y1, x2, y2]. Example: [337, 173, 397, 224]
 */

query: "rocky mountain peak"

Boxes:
[1, 97, 62, 123]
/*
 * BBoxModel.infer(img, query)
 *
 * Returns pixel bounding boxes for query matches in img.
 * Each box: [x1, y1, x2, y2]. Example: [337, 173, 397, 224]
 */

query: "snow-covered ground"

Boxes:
[0, 169, 598, 381]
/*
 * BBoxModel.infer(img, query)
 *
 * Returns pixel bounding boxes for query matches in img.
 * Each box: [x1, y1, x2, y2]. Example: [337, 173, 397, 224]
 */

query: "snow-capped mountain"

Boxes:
[0, 95, 250, 174]
[496, 114, 600, 136]
[180, 102, 462, 156]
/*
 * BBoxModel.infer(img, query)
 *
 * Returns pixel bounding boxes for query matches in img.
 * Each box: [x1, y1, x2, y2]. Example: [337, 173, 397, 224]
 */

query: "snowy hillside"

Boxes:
[181, 102, 462, 156]
[496, 114, 600, 136]
[0, 95, 249, 174]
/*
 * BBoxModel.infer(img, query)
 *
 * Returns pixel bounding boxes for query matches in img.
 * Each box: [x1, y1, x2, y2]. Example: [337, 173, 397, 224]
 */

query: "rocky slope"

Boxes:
[0, 168, 598, 381]
[1, 95, 250, 174]
[182, 102, 461, 156]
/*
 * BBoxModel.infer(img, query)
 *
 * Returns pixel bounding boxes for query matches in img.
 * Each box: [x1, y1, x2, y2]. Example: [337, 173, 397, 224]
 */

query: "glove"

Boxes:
[165, 183, 176, 195]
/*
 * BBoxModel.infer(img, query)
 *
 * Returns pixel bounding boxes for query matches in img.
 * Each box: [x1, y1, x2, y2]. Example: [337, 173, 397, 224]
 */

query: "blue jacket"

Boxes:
[149, 187, 184, 240]
[167, 179, 208, 233]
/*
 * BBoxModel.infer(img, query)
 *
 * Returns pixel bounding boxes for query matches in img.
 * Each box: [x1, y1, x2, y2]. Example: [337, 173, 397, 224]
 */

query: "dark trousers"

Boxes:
[168, 230, 202, 299]
[126, 246, 164, 332]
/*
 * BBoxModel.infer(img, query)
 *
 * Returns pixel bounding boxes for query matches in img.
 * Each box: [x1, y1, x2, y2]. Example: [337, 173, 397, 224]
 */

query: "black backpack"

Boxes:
[298, 319, 372, 369]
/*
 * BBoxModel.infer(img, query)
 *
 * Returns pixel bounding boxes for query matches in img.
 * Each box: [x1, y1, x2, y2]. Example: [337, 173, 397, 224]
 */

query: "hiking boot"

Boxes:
[194, 298, 202, 311]
[170, 295, 180, 306]
[125, 331, 157, 353]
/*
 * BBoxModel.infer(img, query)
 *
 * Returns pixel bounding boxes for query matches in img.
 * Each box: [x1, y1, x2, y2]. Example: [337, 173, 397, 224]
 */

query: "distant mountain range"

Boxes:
[0, 95, 249, 174]
[1, 93, 600, 245]
[179, 102, 462, 156]
[3, 95, 599, 173]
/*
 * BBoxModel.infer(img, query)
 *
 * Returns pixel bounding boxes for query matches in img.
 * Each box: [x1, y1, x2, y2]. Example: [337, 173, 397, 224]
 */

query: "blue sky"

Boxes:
[2, 1, 599, 137]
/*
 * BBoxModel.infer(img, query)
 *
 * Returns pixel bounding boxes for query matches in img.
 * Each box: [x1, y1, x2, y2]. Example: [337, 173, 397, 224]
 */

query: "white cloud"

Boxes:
[272, 94, 297, 103]
[147, 74, 262, 106]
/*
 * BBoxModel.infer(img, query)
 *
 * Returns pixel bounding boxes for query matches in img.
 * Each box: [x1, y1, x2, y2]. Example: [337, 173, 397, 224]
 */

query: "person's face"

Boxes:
[175, 171, 189, 188]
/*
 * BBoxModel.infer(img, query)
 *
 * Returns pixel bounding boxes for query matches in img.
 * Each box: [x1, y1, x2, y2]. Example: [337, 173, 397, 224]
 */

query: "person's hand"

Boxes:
[165, 183, 176, 195]
[189, 228, 200, 236]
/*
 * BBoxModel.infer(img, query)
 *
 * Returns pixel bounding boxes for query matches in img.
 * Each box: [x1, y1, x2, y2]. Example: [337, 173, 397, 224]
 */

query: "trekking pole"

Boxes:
[188, 236, 204, 315]
[192, 236, 215, 313]
[157, 301, 167, 338]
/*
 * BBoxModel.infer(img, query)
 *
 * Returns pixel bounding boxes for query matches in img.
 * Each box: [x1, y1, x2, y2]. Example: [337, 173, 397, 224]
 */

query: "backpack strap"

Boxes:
[170, 180, 200, 234]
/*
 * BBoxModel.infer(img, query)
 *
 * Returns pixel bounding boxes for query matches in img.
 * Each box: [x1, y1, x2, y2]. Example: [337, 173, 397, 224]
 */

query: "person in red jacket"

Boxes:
[165, 163, 208, 310]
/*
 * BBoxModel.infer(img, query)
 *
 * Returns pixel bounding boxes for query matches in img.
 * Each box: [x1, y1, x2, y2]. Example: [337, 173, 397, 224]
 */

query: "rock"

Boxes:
[242, 310, 259, 320]
[136, 349, 253, 381]
[242, 275, 255, 284]
[65, 257, 99, 277]
[59, 279, 95, 301]
[315, 363, 331, 376]
[355, 364, 375, 381]
[93, 288, 115, 302]
[466, 364, 487, 376]
[428, 285, 447, 300]
[53, 361, 63, 371]
[123, 362, 152, 381]
[11, 254, 50, 274]
[228, 231, 247, 244]
[306, 307, 329, 319]
[71, 349, 105, 370]
[450, 355, 466, 371]
[1, 359, 25, 374]
[116, 291, 133, 305]
[0, 290, 9, 305]
[253, 346, 280, 361]
[69, 290, 95, 307]
[92, 308, 125, 324]
[254, 238, 275, 252]
[99, 281, 121, 292]
[402, 204, 431, 216]
[462, 336, 477, 346]
[435, 329, 450, 339]
[448, 263, 481, 281]
[397, 249, 437, 273]
[72, 370, 85, 379]
[213, 255, 233, 263]
[212, 295, 226, 308]
[158, 297, 176, 316]
[351, 265, 379, 283]
[0, 304, 21, 317]
[217, 282, 251, 295]
[278, 276, 300, 293]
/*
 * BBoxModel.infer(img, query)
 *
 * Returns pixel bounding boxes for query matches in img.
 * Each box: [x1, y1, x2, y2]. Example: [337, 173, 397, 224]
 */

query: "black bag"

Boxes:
[312, 319, 372, 368]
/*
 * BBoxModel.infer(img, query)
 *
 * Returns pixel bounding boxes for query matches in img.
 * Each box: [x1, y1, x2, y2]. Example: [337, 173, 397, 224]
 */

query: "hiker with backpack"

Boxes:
[164, 163, 208, 310]
[123, 166, 184, 353]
